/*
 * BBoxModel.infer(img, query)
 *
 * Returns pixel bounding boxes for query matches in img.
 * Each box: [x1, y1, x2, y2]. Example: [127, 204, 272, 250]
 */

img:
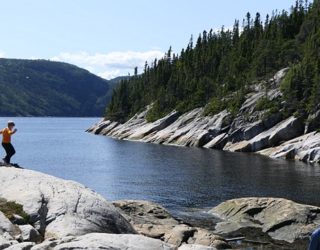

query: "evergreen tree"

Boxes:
[106, 0, 318, 122]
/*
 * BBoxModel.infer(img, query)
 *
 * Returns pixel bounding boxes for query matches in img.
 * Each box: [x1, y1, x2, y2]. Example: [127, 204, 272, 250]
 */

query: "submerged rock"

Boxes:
[0, 168, 135, 240]
[210, 197, 320, 243]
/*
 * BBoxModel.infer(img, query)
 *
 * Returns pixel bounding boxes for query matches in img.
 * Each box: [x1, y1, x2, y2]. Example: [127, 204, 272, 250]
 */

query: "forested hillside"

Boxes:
[0, 59, 112, 117]
[107, 0, 320, 123]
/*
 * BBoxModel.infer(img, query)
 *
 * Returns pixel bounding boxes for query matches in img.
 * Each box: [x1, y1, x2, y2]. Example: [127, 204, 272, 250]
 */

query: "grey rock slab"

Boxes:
[179, 244, 217, 250]
[128, 111, 180, 140]
[187, 228, 230, 249]
[32, 233, 176, 250]
[225, 116, 304, 152]
[113, 200, 180, 239]
[271, 67, 289, 86]
[210, 197, 320, 243]
[18, 225, 42, 243]
[259, 131, 320, 163]
[6, 242, 35, 250]
[144, 108, 204, 144]
[172, 110, 230, 147]
[0, 168, 135, 239]
[203, 133, 228, 149]
[164, 224, 196, 246]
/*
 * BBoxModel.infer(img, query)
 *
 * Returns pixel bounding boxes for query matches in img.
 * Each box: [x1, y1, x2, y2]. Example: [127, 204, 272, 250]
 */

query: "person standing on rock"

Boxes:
[0, 121, 17, 164]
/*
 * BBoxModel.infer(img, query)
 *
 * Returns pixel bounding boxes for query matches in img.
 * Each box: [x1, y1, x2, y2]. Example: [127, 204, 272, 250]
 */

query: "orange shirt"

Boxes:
[1, 128, 14, 143]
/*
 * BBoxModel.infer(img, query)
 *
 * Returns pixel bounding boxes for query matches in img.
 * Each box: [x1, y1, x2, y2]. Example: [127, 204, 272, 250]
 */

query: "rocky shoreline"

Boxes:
[88, 68, 320, 165]
[0, 166, 317, 249]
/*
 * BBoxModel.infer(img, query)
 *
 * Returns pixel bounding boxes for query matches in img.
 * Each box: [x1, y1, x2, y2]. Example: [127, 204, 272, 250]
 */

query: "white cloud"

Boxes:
[0, 51, 6, 58]
[98, 70, 122, 80]
[51, 50, 164, 80]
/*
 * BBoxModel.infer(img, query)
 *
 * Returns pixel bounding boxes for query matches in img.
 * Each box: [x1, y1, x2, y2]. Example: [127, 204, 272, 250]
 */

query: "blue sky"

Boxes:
[0, 0, 296, 79]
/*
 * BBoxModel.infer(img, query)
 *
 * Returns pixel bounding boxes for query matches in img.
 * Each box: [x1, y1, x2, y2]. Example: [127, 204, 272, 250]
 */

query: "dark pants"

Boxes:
[2, 143, 15, 164]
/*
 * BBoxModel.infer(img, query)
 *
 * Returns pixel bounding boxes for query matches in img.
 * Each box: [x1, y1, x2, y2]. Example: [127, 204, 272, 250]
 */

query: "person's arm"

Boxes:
[8, 129, 17, 135]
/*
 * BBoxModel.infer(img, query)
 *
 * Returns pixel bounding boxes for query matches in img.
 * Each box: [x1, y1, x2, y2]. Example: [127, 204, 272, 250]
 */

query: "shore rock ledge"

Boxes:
[210, 197, 320, 244]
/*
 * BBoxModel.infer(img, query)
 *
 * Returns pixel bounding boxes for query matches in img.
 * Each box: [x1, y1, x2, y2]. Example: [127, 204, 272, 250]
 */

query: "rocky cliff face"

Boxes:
[88, 68, 320, 165]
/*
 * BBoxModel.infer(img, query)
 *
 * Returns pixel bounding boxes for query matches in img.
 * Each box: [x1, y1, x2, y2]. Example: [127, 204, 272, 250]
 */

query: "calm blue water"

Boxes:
[1, 117, 320, 214]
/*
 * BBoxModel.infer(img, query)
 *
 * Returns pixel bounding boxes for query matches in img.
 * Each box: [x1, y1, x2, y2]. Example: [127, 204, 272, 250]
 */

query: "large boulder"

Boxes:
[210, 197, 320, 243]
[0, 168, 135, 239]
[32, 233, 176, 250]
[113, 200, 180, 239]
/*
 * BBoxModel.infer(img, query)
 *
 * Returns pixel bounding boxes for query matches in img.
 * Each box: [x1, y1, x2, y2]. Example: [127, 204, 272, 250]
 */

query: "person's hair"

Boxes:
[7, 121, 15, 127]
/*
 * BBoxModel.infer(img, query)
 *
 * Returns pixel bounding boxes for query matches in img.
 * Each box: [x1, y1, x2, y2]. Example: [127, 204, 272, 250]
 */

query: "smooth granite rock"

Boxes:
[210, 197, 320, 243]
[0, 168, 135, 239]
[32, 233, 176, 250]
[113, 200, 180, 239]
[258, 131, 320, 163]
[225, 116, 304, 152]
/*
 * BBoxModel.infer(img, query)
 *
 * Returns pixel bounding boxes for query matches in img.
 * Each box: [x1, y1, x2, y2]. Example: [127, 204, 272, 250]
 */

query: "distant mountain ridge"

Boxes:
[0, 59, 120, 117]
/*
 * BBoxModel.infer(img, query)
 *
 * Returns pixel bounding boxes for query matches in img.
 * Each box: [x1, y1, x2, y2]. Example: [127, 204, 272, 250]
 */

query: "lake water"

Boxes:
[1, 117, 320, 215]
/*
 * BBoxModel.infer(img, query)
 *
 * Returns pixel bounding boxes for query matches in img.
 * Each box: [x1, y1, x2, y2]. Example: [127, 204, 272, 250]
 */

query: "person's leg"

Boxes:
[6, 143, 15, 164]
[2, 143, 10, 163]
[2, 143, 15, 164]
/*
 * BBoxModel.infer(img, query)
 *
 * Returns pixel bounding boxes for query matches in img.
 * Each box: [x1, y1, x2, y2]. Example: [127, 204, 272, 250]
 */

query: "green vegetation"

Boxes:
[280, 1, 320, 117]
[107, 0, 320, 123]
[0, 59, 113, 117]
[0, 198, 29, 222]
